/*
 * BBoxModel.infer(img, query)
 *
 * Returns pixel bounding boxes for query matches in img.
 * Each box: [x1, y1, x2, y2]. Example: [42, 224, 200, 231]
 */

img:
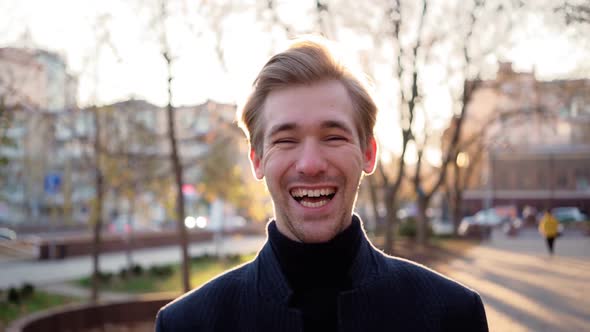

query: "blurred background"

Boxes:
[0, 0, 589, 331]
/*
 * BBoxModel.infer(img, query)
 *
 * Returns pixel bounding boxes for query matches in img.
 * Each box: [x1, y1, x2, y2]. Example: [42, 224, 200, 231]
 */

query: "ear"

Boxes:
[362, 137, 378, 175]
[249, 148, 264, 180]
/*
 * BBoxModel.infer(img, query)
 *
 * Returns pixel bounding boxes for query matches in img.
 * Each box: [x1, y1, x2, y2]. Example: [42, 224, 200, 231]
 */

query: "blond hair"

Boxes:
[239, 38, 377, 156]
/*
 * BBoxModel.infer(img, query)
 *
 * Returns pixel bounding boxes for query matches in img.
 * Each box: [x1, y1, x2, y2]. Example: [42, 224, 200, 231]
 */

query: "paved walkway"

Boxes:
[439, 228, 590, 332]
[39, 282, 134, 301]
[0, 235, 266, 289]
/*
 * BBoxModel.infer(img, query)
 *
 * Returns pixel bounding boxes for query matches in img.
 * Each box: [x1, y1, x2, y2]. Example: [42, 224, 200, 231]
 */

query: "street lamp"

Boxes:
[456, 152, 470, 169]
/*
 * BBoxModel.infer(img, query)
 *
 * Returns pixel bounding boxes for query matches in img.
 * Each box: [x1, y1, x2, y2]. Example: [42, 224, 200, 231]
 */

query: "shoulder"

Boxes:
[372, 252, 487, 330]
[156, 260, 255, 332]
[377, 252, 478, 299]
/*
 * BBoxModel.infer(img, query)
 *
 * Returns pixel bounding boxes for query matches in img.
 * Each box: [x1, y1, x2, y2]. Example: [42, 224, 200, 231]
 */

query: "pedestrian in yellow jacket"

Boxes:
[538, 210, 559, 255]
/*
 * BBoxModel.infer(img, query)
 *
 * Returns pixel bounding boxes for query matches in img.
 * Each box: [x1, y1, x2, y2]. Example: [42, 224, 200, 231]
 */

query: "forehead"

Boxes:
[261, 80, 357, 136]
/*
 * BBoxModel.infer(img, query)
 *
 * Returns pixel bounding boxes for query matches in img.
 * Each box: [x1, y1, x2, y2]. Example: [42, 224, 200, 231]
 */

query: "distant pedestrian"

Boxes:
[538, 210, 559, 255]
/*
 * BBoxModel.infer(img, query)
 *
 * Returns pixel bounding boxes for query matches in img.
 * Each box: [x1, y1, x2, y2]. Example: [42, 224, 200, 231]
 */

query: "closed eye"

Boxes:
[273, 138, 297, 145]
[325, 136, 348, 142]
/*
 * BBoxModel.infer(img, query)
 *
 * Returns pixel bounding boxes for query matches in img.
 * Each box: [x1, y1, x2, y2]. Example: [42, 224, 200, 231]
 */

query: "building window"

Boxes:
[576, 169, 589, 191]
[556, 174, 568, 189]
[577, 177, 589, 191]
[537, 171, 546, 189]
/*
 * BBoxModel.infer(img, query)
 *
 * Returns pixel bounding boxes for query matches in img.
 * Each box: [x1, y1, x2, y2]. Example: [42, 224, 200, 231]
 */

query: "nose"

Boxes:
[295, 140, 327, 176]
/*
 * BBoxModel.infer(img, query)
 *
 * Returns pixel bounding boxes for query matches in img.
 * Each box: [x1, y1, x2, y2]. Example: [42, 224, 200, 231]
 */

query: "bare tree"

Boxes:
[375, 0, 427, 253]
[89, 106, 105, 301]
[0, 99, 12, 169]
[152, 0, 191, 292]
[85, 13, 117, 301]
[407, 0, 523, 245]
[556, 1, 590, 24]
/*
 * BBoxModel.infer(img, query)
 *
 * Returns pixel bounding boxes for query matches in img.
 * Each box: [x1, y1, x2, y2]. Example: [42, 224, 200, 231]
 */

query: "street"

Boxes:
[440, 228, 590, 332]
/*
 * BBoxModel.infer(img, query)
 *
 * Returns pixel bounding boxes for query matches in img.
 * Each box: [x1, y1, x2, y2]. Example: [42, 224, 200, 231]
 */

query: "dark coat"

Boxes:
[156, 233, 488, 332]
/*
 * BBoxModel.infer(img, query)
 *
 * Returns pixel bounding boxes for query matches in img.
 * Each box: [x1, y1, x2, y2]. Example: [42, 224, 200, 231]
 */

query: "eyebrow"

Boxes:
[268, 120, 355, 138]
[268, 123, 297, 138]
[320, 120, 354, 136]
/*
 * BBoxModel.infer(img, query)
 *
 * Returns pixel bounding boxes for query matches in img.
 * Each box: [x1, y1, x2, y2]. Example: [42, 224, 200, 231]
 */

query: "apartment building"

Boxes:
[0, 47, 78, 223]
[459, 63, 590, 214]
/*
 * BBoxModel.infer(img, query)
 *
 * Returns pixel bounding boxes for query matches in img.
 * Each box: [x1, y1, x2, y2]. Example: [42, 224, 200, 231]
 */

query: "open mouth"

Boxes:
[290, 187, 336, 208]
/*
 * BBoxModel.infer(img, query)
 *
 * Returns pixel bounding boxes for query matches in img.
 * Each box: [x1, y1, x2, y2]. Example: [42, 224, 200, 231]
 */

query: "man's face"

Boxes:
[250, 80, 377, 243]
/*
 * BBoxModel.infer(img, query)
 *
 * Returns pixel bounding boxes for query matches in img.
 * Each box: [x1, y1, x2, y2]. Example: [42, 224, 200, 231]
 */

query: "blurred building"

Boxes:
[0, 47, 78, 224]
[0, 46, 250, 227]
[85, 99, 245, 229]
[31, 97, 249, 230]
[458, 62, 590, 214]
[0, 48, 261, 230]
[0, 47, 77, 109]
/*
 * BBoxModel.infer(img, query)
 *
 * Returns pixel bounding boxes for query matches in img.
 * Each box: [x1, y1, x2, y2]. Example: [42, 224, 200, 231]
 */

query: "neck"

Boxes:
[268, 215, 363, 289]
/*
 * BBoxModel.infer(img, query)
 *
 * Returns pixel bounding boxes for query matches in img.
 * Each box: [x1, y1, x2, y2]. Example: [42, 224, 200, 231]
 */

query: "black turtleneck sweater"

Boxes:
[268, 216, 363, 332]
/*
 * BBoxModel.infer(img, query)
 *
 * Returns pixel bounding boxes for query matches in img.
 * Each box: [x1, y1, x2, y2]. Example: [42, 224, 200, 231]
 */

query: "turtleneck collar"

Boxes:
[267, 215, 363, 290]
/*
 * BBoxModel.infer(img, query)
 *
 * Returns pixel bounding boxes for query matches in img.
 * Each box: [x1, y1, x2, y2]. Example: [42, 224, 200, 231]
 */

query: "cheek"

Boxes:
[261, 149, 291, 180]
[324, 145, 365, 170]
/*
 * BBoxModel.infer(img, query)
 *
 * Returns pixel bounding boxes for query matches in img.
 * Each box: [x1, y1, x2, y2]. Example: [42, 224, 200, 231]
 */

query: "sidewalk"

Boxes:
[39, 282, 134, 302]
[439, 228, 590, 332]
[1, 234, 266, 289]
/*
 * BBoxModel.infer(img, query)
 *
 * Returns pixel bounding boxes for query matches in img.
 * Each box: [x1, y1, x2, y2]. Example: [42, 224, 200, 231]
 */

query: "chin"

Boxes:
[294, 220, 344, 243]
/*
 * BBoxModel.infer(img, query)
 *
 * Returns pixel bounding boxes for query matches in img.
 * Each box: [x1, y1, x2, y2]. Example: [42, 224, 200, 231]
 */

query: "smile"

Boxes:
[290, 187, 337, 208]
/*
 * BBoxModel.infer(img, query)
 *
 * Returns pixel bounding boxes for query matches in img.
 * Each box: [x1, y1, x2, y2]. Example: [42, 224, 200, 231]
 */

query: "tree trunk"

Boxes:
[453, 190, 463, 235]
[164, 51, 191, 293]
[416, 196, 429, 246]
[366, 175, 380, 237]
[91, 107, 104, 302]
[451, 163, 461, 235]
[126, 192, 135, 270]
[383, 188, 397, 255]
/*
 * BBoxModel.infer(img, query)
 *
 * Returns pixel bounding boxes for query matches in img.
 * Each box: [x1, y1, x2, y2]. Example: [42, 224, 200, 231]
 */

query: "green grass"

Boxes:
[1, 255, 254, 327]
[77, 254, 256, 294]
[0, 290, 76, 326]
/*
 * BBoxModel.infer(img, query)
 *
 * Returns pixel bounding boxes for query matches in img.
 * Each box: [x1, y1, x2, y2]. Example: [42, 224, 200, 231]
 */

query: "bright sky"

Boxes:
[1, 0, 586, 164]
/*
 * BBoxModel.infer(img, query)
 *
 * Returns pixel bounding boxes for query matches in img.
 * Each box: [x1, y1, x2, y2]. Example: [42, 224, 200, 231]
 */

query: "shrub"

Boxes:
[191, 254, 211, 263]
[131, 264, 143, 276]
[98, 272, 113, 283]
[399, 218, 417, 238]
[149, 265, 173, 277]
[398, 218, 434, 238]
[119, 268, 129, 279]
[7, 287, 20, 304]
[227, 254, 241, 262]
[20, 283, 35, 299]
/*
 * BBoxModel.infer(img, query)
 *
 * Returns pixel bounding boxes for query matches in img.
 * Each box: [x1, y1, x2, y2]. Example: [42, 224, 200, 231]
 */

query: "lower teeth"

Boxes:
[300, 200, 328, 208]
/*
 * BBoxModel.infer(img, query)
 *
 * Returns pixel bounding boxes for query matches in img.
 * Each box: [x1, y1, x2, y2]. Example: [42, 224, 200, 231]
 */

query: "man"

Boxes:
[155, 38, 488, 332]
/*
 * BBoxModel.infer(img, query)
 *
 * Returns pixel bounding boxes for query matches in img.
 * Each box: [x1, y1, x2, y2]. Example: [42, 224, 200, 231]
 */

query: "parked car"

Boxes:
[551, 207, 588, 223]
[471, 208, 515, 227]
[458, 216, 492, 239]
[459, 206, 521, 238]
[430, 218, 454, 236]
[502, 218, 523, 236]
[0, 227, 17, 240]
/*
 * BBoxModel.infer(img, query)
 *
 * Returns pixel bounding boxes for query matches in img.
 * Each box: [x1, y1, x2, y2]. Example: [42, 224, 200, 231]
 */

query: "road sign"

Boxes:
[44, 173, 62, 194]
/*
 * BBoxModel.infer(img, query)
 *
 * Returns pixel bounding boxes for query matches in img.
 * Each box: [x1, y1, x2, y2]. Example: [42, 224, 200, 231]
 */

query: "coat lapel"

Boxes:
[254, 241, 303, 332]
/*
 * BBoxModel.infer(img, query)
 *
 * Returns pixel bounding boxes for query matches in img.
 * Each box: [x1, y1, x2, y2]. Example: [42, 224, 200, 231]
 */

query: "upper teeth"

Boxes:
[291, 188, 336, 198]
